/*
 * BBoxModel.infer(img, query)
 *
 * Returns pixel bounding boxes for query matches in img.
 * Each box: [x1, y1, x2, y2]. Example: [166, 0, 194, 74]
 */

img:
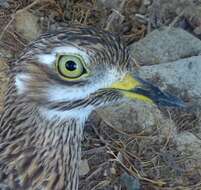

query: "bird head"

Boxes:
[14, 26, 184, 123]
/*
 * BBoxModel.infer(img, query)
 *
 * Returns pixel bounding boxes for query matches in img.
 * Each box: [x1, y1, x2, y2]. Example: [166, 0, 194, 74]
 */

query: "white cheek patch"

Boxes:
[15, 73, 31, 94]
[37, 46, 91, 67]
[47, 68, 123, 102]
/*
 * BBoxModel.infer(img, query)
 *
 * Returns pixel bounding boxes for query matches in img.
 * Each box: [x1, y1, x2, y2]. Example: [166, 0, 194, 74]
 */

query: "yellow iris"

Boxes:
[56, 54, 88, 80]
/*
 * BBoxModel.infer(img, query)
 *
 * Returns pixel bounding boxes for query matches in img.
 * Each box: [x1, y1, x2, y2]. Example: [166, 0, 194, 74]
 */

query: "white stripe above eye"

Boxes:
[37, 46, 91, 66]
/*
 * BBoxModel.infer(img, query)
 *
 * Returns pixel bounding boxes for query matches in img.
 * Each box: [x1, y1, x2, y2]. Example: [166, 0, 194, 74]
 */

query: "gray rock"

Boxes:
[137, 56, 201, 103]
[120, 172, 140, 190]
[96, 0, 122, 9]
[98, 102, 176, 135]
[15, 11, 42, 41]
[129, 27, 201, 65]
[143, 0, 151, 6]
[98, 103, 156, 133]
[79, 159, 90, 176]
[0, 183, 10, 190]
[176, 132, 201, 159]
[0, 0, 9, 8]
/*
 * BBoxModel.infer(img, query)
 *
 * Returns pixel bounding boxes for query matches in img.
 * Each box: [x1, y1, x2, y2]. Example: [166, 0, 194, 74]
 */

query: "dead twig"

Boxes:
[168, 10, 185, 29]
[85, 162, 109, 181]
[82, 146, 106, 157]
[108, 148, 166, 187]
[104, 0, 126, 31]
[0, 15, 15, 40]
[6, 30, 26, 47]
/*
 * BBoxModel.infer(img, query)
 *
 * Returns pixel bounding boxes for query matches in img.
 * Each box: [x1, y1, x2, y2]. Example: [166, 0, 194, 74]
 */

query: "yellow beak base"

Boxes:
[110, 74, 154, 104]
[110, 74, 185, 107]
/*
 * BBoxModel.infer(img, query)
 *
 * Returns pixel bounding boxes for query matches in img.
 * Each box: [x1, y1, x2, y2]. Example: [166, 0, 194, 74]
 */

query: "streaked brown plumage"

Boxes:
[0, 26, 128, 190]
[0, 25, 184, 190]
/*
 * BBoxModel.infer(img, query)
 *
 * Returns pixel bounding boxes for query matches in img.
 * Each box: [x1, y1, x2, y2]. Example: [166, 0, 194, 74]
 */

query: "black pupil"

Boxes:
[65, 61, 77, 71]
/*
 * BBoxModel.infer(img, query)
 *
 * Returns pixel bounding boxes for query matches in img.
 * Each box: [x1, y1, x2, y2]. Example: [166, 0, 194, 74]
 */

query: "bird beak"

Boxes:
[110, 74, 185, 107]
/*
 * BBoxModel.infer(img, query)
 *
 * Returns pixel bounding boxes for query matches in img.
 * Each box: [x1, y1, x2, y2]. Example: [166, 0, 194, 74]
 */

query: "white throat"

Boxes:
[39, 105, 94, 127]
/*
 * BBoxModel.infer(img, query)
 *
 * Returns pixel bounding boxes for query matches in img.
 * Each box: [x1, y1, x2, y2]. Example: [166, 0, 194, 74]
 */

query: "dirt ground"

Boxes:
[0, 0, 201, 190]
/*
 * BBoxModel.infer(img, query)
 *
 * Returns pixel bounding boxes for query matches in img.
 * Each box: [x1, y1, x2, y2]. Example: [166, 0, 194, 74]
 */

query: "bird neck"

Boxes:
[36, 114, 83, 190]
[0, 98, 84, 190]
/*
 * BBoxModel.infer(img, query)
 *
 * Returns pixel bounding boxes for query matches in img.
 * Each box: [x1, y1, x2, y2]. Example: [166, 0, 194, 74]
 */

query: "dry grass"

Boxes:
[80, 110, 201, 190]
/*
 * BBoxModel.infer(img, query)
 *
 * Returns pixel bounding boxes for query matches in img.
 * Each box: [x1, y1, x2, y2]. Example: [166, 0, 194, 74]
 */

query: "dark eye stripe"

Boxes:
[27, 62, 88, 86]
[43, 89, 122, 111]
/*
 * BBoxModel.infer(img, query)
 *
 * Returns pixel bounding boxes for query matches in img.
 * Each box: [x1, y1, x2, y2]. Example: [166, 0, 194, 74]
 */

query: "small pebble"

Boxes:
[143, 0, 151, 6]
[79, 159, 90, 176]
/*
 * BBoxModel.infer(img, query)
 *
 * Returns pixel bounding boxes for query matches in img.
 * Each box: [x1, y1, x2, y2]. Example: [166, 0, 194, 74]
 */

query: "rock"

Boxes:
[98, 103, 156, 133]
[194, 26, 201, 36]
[0, 0, 9, 8]
[0, 183, 10, 190]
[79, 159, 90, 176]
[120, 172, 140, 190]
[15, 11, 42, 41]
[96, 0, 122, 10]
[98, 102, 176, 135]
[137, 56, 201, 104]
[176, 132, 201, 159]
[129, 27, 201, 65]
[143, 0, 151, 6]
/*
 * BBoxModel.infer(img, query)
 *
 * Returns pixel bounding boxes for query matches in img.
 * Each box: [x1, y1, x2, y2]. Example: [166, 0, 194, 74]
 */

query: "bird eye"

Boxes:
[56, 54, 87, 79]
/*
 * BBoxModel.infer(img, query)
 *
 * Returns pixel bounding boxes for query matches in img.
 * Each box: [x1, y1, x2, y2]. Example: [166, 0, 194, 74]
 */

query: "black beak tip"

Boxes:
[133, 77, 186, 108]
[154, 91, 186, 108]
